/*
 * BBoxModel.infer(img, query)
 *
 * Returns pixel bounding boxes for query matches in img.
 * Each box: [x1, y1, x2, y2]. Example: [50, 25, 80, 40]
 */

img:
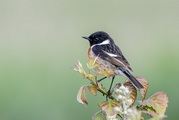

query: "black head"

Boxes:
[82, 31, 113, 46]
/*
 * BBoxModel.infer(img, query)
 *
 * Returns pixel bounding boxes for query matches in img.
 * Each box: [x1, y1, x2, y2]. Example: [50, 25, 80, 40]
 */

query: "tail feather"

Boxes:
[124, 71, 144, 89]
[118, 67, 144, 89]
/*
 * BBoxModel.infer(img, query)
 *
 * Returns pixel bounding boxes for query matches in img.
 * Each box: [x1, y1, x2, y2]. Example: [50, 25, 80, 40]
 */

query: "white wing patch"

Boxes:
[103, 50, 127, 68]
[103, 51, 118, 57]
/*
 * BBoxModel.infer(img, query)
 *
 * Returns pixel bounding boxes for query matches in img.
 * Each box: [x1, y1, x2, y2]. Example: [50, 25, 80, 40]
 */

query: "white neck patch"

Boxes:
[96, 39, 110, 46]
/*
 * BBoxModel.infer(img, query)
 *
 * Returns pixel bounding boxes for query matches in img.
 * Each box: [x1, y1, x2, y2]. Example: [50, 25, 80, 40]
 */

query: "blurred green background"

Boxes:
[0, 0, 178, 119]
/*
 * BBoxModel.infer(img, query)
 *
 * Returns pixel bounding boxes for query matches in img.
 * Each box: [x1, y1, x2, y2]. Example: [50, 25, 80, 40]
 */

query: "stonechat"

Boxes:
[82, 31, 143, 95]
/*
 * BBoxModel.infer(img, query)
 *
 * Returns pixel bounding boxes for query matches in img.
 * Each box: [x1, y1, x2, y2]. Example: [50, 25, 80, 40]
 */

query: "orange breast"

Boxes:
[87, 47, 116, 76]
[88, 47, 96, 60]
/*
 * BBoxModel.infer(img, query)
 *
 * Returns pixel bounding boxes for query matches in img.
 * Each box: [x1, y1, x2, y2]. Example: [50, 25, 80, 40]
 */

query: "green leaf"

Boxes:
[127, 108, 141, 120]
[148, 117, 160, 120]
[87, 57, 99, 69]
[139, 92, 168, 117]
[92, 110, 106, 120]
[148, 116, 166, 120]
[98, 101, 120, 119]
[148, 92, 168, 116]
[77, 86, 88, 106]
[85, 74, 94, 81]
[97, 70, 112, 77]
[140, 108, 158, 117]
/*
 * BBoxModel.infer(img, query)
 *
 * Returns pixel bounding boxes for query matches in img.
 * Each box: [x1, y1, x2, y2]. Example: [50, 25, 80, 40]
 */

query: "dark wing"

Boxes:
[92, 44, 132, 71]
[92, 44, 144, 89]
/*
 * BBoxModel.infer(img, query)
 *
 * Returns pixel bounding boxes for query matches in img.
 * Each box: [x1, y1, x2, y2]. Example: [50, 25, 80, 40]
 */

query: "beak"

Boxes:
[82, 36, 90, 40]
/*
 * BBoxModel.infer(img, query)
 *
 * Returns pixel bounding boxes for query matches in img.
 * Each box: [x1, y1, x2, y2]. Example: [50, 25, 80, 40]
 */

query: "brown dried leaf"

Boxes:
[74, 60, 86, 75]
[77, 86, 88, 105]
[87, 85, 97, 96]
[98, 101, 120, 118]
[139, 92, 168, 117]
[135, 76, 149, 101]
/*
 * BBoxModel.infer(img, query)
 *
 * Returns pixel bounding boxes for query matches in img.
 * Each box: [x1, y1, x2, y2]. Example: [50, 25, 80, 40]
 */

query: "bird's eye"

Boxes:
[95, 38, 99, 40]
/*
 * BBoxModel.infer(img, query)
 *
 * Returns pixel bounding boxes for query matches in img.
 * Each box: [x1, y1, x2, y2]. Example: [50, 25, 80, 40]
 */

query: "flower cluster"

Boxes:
[113, 84, 140, 120]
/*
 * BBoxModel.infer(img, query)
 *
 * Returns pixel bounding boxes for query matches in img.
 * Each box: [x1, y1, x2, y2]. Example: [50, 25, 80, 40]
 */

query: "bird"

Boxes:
[82, 31, 143, 96]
